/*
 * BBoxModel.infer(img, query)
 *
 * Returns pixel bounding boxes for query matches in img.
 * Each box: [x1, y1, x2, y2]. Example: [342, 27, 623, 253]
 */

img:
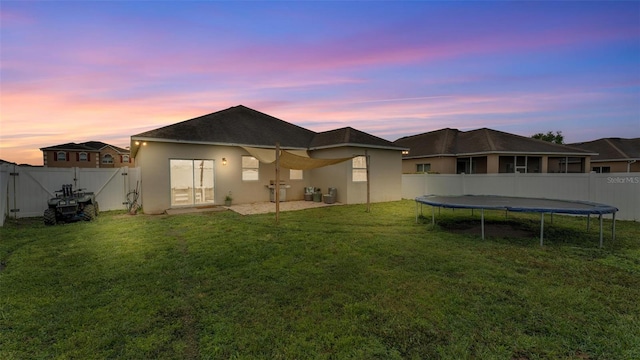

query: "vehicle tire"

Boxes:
[83, 204, 96, 221]
[94, 202, 100, 217]
[44, 208, 57, 226]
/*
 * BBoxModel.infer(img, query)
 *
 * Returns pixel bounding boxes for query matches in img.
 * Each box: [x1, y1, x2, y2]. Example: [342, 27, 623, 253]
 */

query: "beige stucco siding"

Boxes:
[591, 160, 640, 173]
[310, 147, 402, 204]
[136, 142, 402, 214]
[136, 142, 311, 214]
[401, 157, 456, 174]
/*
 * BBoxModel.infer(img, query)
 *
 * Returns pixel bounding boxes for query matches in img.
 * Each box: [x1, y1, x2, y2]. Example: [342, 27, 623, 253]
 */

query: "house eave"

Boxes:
[590, 158, 640, 163]
[130, 136, 310, 158]
[402, 150, 597, 159]
[308, 143, 406, 152]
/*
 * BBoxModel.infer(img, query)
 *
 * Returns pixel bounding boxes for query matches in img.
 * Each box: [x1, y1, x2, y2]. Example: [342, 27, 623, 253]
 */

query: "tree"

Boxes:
[532, 131, 564, 144]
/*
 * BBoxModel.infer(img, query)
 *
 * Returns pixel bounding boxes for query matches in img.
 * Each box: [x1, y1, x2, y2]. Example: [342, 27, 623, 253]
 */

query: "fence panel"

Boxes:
[10, 166, 76, 219]
[402, 172, 639, 221]
[1, 165, 141, 225]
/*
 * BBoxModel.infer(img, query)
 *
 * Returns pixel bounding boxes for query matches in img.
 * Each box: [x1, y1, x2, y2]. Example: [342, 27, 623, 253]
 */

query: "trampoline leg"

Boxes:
[612, 212, 616, 242]
[551, 213, 553, 225]
[540, 213, 544, 246]
[481, 209, 485, 240]
[432, 206, 435, 226]
[599, 214, 603, 248]
[587, 214, 590, 232]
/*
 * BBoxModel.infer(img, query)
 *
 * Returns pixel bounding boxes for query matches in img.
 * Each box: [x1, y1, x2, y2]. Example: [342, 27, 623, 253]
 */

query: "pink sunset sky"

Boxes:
[1, 1, 639, 165]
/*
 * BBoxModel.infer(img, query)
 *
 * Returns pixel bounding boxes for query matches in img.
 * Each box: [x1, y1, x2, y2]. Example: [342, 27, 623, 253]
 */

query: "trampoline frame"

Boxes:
[415, 195, 618, 247]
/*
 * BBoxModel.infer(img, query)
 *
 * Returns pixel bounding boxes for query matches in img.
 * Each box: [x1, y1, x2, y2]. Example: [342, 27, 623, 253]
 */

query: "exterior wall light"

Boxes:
[222, 158, 227, 166]
[402, 150, 409, 155]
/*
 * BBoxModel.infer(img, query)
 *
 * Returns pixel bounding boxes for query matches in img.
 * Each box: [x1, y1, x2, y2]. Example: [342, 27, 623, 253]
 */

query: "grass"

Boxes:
[1, 200, 639, 359]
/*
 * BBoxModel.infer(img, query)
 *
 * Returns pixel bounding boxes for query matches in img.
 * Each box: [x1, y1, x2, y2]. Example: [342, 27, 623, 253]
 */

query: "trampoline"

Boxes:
[415, 195, 618, 247]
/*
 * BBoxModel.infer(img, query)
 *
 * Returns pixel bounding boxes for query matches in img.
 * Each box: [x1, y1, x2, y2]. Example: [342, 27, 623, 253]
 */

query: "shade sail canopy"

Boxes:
[242, 146, 354, 170]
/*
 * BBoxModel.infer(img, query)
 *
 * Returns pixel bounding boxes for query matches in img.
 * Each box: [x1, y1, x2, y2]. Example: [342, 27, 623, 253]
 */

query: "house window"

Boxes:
[122, 155, 130, 163]
[593, 166, 610, 173]
[56, 151, 67, 161]
[457, 158, 472, 174]
[170, 159, 215, 206]
[416, 163, 431, 173]
[242, 156, 259, 181]
[78, 152, 88, 161]
[352, 156, 367, 182]
[102, 154, 114, 164]
[290, 169, 303, 180]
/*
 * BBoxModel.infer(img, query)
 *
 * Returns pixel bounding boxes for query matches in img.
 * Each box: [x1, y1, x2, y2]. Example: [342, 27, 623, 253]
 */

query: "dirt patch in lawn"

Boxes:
[441, 220, 536, 239]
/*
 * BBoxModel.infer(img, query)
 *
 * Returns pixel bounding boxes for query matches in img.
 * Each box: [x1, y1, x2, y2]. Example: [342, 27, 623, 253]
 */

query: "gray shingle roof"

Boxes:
[568, 138, 640, 161]
[133, 105, 315, 149]
[40, 141, 129, 153]
[310, 127, 403, 150]
[394, 128, 594, 158]
[132, 105, 403, 151]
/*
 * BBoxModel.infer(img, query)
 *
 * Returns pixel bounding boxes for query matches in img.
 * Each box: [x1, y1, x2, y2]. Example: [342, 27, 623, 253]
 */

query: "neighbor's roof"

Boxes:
[131, 105, 403, 156]
[568, 138, 640, 162]
[394, 128, 595, 158]
[40, 141, 129, 153]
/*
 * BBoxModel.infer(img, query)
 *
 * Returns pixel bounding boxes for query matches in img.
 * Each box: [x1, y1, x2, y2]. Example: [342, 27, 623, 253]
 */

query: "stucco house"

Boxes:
[393, 128, 595, 174]
[130, 105, 405, 214]
[567, 138, 640, 173]
[41, 141, 133, 168]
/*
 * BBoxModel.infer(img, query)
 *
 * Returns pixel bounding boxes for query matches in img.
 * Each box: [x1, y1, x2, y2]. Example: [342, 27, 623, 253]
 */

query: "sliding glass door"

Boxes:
[170, 159, 214, 206]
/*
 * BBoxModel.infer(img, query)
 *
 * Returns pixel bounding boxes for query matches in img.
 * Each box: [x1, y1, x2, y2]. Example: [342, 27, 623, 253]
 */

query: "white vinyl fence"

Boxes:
[1, 164, 140, 226]
[403, 172, 639, 221]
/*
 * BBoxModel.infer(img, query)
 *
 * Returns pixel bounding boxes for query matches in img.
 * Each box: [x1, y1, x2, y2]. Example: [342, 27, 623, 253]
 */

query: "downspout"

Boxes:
[628, 160, 637, 173]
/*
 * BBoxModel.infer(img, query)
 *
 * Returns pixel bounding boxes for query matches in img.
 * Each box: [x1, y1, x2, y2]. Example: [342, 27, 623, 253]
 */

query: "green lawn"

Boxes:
[1, 200, 639, 359]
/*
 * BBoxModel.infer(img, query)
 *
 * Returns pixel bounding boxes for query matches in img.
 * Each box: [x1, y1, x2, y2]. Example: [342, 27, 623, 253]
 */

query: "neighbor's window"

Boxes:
[102, 154, 114, 164]
[592, 166, 611, 173]
[56, 151, 67, 161]
[170, 159, 215, 206]
[352, 156, 367, 182]
[416, 163, 431, 173]
[242, 156, 259, 181]
[122, 155, 130, 163]
[290, 169, 303, 180]
[78, 152, 88, 161]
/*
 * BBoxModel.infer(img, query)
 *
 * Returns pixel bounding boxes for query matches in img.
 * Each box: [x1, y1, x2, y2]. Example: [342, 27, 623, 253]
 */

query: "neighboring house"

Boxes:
[568, 138, 640, 173]
[130, 105, 405, 214]
[40, 141, 133, 168]
[393, 128, 595, 174]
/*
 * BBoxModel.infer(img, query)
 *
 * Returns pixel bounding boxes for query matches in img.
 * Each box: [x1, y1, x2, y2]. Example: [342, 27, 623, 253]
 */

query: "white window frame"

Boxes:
[56, 151, 66, 161]
[416, 163, 431, 173]
[242, 156, 260, 181]
[352, 156, 367, 182]
[102, 154, 114, 164]
[122, 155, 130, 163]
[79, 152, 88, 161]
[289, 169, 303, 180]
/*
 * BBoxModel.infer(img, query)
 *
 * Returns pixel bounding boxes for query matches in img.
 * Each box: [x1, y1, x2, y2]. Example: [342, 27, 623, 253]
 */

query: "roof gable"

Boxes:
[310, 127, 403, 150]
[568, 138, 640, 161]
[133, 105, 316, 149]
[132, 106, 404, 154]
